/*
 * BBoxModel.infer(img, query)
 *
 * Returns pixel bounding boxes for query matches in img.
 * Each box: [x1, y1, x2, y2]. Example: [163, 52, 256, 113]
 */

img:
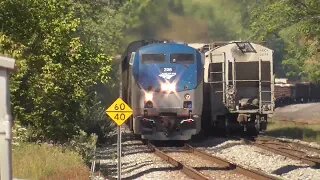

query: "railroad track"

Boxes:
[148, 142, 278, 180]
[258, 135, 320, 153]
[245, 136, 320, 168]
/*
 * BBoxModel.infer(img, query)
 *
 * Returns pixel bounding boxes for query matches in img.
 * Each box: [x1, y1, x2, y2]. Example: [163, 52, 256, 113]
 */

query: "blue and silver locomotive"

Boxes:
[121, 40, 203, 140]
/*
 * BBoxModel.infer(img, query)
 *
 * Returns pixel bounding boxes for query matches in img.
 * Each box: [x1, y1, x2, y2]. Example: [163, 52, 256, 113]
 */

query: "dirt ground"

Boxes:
[272, 103, 320, 124]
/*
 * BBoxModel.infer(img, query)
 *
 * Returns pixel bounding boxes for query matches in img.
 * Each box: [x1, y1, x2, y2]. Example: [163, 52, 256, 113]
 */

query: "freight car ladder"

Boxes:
[208, 53, 226, 103]
[207, 52, 236, 109]
[258, 58, 274, 113]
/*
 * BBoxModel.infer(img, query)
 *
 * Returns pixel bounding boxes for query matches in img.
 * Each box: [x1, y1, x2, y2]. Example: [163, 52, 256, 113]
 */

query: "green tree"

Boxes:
[0, 0, 125, 142]
[123, 0, 256, 42]
[250, 0, 320, 82]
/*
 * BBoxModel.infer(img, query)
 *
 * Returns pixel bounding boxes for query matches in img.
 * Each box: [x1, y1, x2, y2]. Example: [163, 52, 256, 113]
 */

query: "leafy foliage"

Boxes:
[0, 0, 124, 142]
[181, 0, 256, 40]
[123, 0, 255, 42]
[250, 0, 320, 82]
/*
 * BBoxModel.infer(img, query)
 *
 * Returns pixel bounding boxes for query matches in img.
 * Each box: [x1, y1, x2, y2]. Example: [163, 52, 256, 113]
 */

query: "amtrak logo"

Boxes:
[159, 72, 176, 80]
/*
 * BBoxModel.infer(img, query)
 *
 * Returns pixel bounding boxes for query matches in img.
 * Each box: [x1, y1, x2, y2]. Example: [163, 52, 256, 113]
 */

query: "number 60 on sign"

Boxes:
[105, 98, 133, 126]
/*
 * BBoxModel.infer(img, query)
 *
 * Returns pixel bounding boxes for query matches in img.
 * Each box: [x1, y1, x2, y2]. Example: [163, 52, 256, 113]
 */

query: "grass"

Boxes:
[13, 143, 90, 180]
[266, 119, 320, 144]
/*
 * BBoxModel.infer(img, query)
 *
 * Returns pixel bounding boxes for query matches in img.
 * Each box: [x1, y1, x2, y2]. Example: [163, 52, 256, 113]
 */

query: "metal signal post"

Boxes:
[0, 56, 15, 180]
[105, 63, 132, 179]
[117, 62, 123, 180]
[117, 125, 121, 180]
[118, 62, 122, 180]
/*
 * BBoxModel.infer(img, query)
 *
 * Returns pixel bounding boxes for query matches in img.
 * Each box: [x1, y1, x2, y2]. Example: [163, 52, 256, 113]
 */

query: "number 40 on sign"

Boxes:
[105, 98, 133, 126]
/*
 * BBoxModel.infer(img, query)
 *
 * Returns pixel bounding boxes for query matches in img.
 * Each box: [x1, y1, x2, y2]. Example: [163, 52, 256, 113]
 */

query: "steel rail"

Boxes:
[252, 139, 320, 168]
[147, 143, 210, 180]
[185, 144, 278, 180]
[257, 136, 320, 154]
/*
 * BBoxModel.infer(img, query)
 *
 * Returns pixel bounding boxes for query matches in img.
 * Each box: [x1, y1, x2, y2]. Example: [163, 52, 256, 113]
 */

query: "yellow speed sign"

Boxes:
[106, 98, 133, 126]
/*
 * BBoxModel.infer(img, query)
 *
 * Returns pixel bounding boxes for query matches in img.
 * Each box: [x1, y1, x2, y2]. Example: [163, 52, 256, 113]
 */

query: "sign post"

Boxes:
[0, 56, 15, 180]
[106, 98, 133, 180]
[117, 125, 121, 180]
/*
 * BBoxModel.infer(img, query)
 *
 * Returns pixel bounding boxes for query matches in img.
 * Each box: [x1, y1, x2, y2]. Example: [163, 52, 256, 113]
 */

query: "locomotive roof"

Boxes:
[202, 42, 274, 83]
[121, 40, 166, 68]
[137, 42, 196, 54]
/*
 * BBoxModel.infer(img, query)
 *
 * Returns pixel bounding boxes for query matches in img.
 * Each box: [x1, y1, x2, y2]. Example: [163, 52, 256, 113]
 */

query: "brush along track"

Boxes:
[148, 142, 277, 180]
[247, 136, 320, 168]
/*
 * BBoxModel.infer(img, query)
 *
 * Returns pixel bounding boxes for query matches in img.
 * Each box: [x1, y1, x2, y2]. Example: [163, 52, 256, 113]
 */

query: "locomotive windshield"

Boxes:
[133, 43, 202, 92]
[142, 54, 165, 64]
[170, 54, 194, 64]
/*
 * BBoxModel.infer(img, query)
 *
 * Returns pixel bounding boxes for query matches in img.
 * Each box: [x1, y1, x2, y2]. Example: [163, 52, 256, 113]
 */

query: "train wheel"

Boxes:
[141, 139, 148, 145]
[246, 118, 259, 136]
[210, 115, 226, 136]
[255, 117, 261, 132]
[133, 134, 141, 140]
[225, 117, 230, 136]
[259, 115, 268, 132]
[217, 115, 232, 136]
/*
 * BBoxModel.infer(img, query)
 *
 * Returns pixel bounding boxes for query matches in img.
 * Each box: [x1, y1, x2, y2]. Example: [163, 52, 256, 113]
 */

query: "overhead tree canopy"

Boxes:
[250, 0, 320, 82]
[0, 0, 126, 141]
[123, 0, 256, 42]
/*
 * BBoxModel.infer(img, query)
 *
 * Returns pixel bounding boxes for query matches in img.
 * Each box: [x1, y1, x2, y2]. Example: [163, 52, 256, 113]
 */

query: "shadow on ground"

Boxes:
[271, 165, 307, 175]
[98, 162, 180, 180]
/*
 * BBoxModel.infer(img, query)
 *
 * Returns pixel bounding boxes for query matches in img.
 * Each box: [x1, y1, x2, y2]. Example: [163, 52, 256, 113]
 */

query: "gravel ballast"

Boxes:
[95, 137, 191, 179]
[167, 151, 251, 179]
[93, 128, 320, 180]
[195, 138, 320, 180]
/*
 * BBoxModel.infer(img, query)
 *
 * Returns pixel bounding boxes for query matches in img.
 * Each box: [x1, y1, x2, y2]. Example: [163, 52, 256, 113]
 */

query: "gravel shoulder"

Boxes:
[193, 138, 320, 180]
[94, 133, 191, 179]
[273, 103, 320, 124]
[93, 128, 320, 180]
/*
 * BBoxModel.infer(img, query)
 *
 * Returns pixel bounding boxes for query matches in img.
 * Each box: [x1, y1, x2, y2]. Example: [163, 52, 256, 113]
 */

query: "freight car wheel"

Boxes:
[245, 120, 259, 136]
[225, 117, 230, 136]
[213, 116, 230, 136]
[141, 139, 148, 145]
[134, 134, 142, 140]
[255, 117, 261, 132]
[246, 126, 258, 136]
[216, 115, 232, 136]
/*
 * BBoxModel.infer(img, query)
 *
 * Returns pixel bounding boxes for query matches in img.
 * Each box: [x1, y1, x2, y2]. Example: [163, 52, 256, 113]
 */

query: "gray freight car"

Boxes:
[202, 42, 274, 134]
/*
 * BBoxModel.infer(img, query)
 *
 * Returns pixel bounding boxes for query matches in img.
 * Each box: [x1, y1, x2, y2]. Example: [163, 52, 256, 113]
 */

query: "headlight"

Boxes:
[144, 101, 153, 108]
[161, 83, 176, 92]
[145, 92, 153, 101]
[184, 93, 191, 100]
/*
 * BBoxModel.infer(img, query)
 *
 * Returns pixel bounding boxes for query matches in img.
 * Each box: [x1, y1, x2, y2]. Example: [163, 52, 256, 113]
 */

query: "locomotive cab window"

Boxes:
[170, 54, 194, 64]
[142, 54, 165, 64]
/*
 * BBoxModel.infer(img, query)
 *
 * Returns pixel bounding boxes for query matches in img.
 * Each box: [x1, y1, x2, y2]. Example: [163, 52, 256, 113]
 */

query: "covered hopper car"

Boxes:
[200, 42, 275, 134]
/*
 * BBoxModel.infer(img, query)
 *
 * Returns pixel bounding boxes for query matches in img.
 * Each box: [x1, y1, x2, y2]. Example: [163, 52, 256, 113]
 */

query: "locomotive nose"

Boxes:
[160, 82, 176, 93]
